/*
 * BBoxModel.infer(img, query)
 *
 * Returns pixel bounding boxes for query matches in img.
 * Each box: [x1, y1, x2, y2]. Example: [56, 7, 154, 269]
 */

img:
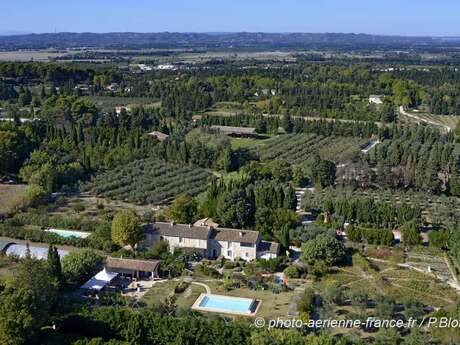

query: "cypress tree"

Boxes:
[47, 245, 63, 288]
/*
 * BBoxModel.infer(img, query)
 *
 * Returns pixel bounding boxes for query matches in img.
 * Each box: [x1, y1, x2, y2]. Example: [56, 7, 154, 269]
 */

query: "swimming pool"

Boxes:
[45, 228, 91, 239]
[192, 293, 260, 315]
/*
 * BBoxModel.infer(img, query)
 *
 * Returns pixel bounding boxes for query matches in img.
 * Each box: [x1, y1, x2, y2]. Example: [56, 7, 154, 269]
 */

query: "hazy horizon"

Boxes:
[1, 31, 460, 39]
[1, 0, 460, 37]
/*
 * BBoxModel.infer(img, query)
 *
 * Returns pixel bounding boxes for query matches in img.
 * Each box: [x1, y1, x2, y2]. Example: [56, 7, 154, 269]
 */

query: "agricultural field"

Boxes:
[255, 134, 369, 165]
[317, 251, 458, 310]
[229, 137, 268, 150]
[82, 159, 212, 205]
[45, 193, 154, 223]
[84, 96, 161, 111]
[308, 187, 460, 229]
[0, 50, 71, 62]
[398, 107, 460, 131]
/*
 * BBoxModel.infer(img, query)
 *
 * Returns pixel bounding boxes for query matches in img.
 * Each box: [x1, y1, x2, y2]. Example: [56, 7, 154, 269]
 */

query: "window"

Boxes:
[179, 237, 183, 243]
[227, 250, 232, 257]
[245, 252, 249, 257]
[241, 242, 253, 247]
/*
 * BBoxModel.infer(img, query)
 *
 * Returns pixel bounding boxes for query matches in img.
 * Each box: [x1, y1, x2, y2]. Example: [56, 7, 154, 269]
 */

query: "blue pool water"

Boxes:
[45, 229, 91, 239]
[199, 295, 254, 313]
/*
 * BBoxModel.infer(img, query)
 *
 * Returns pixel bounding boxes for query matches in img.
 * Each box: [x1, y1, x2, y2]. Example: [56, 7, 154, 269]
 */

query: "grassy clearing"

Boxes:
[0, 184, 27, 215]
[316, 250, 458, 309]
[142, 280, 207, 309]
[0, 50, 69, 62]
[229, 137, 268, 150]
[84, 96, 161, 111]
[363, 245, 405, 264]
[142, 277, 308, 319]
[418, 113, 460, 130]
[398, 108, 459, 131]
[47, 193, 154, 223]
[194, 278, 308, 319]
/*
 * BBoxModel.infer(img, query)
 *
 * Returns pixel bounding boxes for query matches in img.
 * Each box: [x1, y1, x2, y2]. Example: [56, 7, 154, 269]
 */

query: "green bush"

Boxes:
[348, 226, 394, 246]
[298, 288, 315, 315]
[73, 203, 86, 213]
[283, 265, 300, 279]
[195, 264, 220, 278]
[62, 249, 103, 286]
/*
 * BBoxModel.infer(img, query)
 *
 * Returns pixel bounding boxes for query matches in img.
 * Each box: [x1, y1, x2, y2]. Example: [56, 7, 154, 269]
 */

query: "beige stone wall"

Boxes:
[143, 233, 207, 251]
[216, 240, 257, 261]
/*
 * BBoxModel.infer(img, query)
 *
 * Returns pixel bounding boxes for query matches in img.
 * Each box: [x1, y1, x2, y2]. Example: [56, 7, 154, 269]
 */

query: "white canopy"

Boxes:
[80, 268, 118, 291]
[5, 244, 69, 260]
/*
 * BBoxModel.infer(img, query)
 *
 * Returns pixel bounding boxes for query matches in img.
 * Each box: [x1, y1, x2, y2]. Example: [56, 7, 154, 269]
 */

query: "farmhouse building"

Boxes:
[143, 222, 280, 261]
[115, 106, 131, 115]
[210, 125, 258, 138]
[147, 131, 169, 141]
[369, 95, 384, 104]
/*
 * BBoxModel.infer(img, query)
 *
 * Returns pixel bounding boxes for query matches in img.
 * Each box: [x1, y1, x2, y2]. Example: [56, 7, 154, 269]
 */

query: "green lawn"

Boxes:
[142, 280, 207, 309]
[194, 278, 308, 319]
[142, 277, 307, 319]
[0, 184, 27, 215]
[314, 256, 458, 309]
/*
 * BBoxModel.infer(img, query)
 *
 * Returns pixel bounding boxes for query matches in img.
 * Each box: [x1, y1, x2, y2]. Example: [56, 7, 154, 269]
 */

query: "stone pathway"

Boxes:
[191, 281, 211, 294]
[123, 279, 168, 299]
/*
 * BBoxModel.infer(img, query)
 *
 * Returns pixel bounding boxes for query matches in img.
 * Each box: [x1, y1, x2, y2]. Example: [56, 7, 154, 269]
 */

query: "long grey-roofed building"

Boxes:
[143, 222, 280, 261]
[210, 125, 258, 137]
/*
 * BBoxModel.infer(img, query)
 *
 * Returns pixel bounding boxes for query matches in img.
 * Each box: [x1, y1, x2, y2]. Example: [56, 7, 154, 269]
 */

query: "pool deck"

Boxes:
[192, 293, 262, 316]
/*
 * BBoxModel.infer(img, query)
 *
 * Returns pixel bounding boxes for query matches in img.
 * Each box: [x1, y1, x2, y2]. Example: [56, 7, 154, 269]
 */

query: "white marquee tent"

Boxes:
[81, 268, 119, 291]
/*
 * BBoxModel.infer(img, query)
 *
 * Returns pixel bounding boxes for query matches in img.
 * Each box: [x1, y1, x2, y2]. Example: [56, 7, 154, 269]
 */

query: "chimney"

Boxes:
[189, 224, 192, 228]
[239, 231, 243, 237]
[170, 221, 175, 227]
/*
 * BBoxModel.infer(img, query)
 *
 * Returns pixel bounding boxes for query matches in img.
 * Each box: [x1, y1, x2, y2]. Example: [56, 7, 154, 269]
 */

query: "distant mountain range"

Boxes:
[0, 32, 459, 51]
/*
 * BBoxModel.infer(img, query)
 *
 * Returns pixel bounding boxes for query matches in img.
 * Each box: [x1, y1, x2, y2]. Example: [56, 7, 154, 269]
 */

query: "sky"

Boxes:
[0, 0, 459, 36]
